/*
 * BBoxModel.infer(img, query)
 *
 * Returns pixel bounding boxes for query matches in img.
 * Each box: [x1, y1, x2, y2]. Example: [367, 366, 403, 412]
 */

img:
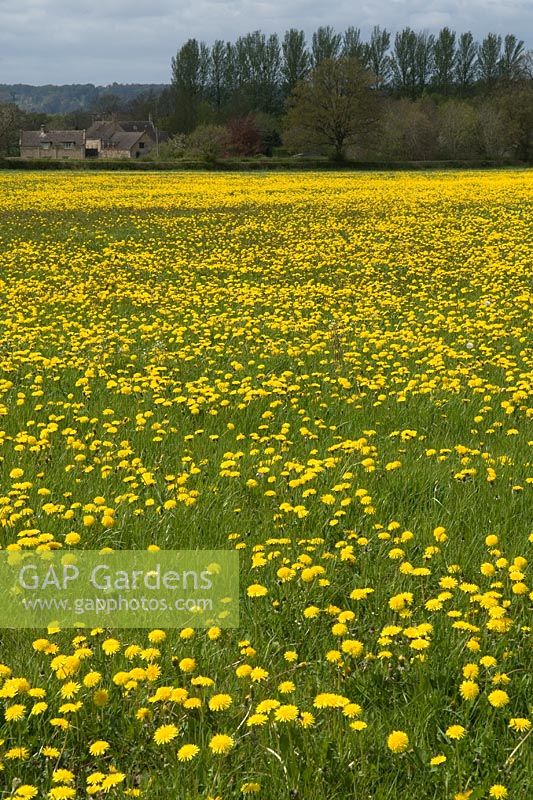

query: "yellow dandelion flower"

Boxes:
[247, 584, 268, 598]
[387, 730, 409, 753]
[274, 704, 299, 722]
[209, 733, 234, 754]
[153, 724, 179, 745]
[446, 725, 467, 740]
[177, 744, 200, 762]
[89, 740, 110, 756]
[489, 786, 508, 799]
[459, 681, 479, 701]
[488, 690, 509, 708]
[508, 717, 531, 732]
[209, 694, 233, 711]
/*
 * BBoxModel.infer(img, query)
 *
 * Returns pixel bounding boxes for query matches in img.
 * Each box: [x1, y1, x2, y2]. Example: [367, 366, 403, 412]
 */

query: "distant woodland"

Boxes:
[1, 26, 532, 161]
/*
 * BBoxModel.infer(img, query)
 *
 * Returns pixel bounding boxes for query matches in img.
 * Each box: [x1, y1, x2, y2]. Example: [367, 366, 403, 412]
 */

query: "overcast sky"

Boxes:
[0, 0, 531, 85]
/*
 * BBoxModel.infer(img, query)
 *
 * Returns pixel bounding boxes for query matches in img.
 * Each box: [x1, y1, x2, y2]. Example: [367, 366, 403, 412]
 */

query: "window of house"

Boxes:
[139, 141, 145, 149]
[61, 142, 75, 148]
[40, 141, 51, 149]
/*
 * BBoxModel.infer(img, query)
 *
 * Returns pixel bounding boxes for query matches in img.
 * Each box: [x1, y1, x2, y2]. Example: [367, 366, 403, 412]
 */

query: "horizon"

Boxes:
[1, 1, 531, 85]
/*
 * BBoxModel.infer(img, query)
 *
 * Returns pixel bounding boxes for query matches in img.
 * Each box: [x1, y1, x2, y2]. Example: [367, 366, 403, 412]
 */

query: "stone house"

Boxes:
[85, 120, 157, 159]
[19, 127, 86, 159]
[20, 119, 164, 160]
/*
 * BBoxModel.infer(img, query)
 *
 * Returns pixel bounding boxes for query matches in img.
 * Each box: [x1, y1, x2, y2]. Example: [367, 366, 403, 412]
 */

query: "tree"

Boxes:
[94, 93, 122, 116]
[433, 28, 456, 94]
[477, 33, 502, 86]
[477, 101, 514, 158]
[151, 133, 187, 160]
[414, 31, 435, 94]
[367, 26, 391, 88]
[499, 34, 526, 81]
[186, 124, 230, 161]
[437, 100, 479, 158]
[455, 32, 478, 93]
[342, 27, 367, 65]
[380, 98, 438, 159]
[0, 103, 19, 155]
[311, 26, 342, 67]
[233, 32, 282, 114]
[171, 38, 210, 132]
[281, 29, 310, 97]
[391, 28, 434, 96]
[227, 114, 262, 155]
[496, 81, 533, 160]
[392, 28, 418, 97]
[208, 40, 229, 114]
[285, 57, 376, 160]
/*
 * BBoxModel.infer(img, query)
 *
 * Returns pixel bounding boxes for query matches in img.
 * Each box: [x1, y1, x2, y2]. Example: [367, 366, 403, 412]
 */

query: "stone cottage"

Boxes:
[20, 119, 165, 160]
[19, 127, 86, 159]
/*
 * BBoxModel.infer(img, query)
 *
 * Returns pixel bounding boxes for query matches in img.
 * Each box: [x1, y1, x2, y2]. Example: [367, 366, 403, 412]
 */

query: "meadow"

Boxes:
[0, 170, 531, 799]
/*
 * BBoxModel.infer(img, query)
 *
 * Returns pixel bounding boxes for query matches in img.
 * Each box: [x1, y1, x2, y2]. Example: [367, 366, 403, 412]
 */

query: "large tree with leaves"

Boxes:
[455, 31, 477, 93]
[171, 38, 210, 132]
[367, 26, 391, 88]
[281, 29, 310, 97]
[285, 57, 377, 160]
[499, 34, 526, 80]
[477, 33, 502, 86]
[311, 26, 342, 67]
[433, 28, 457, 94]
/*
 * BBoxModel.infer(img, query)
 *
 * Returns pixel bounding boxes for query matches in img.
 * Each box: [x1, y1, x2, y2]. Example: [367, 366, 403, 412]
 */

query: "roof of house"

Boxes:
[20, 129, 85, 147]
[107, 131, 145, 150]
[86, 121, 117, 140]
[120, 121, 158, 140]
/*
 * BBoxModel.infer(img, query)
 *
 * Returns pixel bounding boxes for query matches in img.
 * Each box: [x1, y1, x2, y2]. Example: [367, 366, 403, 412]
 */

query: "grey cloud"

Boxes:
[0, 0, 531, 84]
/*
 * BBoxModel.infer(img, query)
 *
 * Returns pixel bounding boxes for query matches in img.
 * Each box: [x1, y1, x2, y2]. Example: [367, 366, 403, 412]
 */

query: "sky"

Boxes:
[0, 0, 531, 85]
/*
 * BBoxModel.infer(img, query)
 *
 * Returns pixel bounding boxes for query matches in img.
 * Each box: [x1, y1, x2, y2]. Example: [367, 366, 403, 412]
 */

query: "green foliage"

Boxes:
[285, 57, 377, 159]
[185, 124, 230, 161]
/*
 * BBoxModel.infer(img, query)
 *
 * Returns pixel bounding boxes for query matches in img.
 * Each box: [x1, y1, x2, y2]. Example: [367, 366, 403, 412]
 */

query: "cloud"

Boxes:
[0, 0, 531, 84]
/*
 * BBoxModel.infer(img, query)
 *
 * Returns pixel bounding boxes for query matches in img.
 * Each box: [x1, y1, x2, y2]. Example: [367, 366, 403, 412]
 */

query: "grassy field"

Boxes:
[0, 170, 531, 800]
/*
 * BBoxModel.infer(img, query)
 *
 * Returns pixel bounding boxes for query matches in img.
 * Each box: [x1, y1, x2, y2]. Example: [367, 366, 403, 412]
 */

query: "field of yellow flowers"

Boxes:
[0, 170, 531, 800]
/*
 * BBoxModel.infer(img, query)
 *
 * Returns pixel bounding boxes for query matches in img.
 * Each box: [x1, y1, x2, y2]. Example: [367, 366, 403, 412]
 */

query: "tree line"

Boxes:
[1, 25, 531, 162]
[166, 26, 530, 132]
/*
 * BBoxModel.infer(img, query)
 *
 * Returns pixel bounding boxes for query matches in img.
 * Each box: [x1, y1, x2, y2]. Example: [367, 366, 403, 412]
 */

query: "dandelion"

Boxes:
[14, 788, 38, 799]
[177, 744, 200, 762]
[48, 788, 76, 800]
[488, 690, 509, 708]
[102, 638, 120, 655]
[247, 713, 268, 727]
[247, 584, 268, 598]
[274, 704, 299, 722]
[314, 693, 349, 709]
[5, 703, 26, 721]
[178, 658, 196, 673]
[209, 734, 234, 754]
[89, 740, 110, 756]
[387, 730, 409, 753]
[508, 717, 531, 732]
[209, 694, 233, 711]
[489, 786, 508, 799]
[459, 681, 479, 701]
[153, 724, 179, 745]
[446, 725, 467, 740]
[240, 783, 261, 795]
[250, 667, 269, 683]
[52, 770, 75, 784]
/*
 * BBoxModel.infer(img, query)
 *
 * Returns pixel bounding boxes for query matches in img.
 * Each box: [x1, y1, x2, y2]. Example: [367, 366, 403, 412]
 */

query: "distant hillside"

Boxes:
[0, 83, 168, 114]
